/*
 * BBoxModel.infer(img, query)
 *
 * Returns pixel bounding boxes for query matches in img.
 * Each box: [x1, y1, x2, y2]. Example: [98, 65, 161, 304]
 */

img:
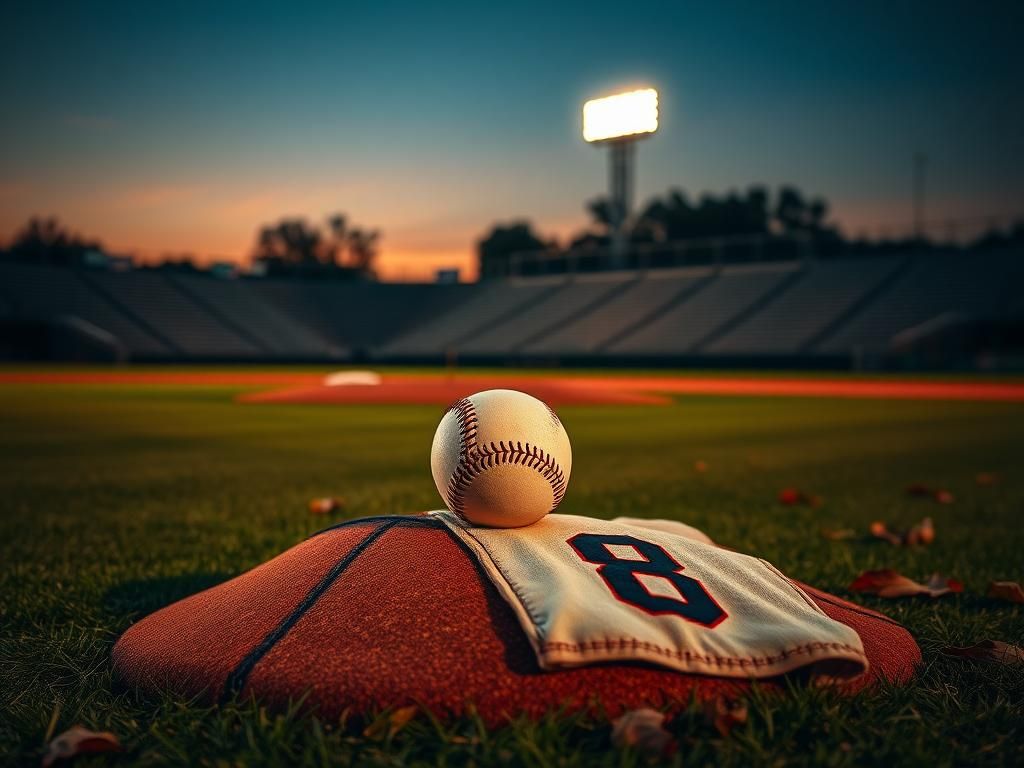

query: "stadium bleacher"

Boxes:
[607, 262, 801, 355]
[459, 273, 635, 355]
[814, 251, 1019, 355]
[83, 271, 262, 358]
[706, 257, 905, 355]
[170, 274, 341, 359]
[377, 278, 561, 358]
[1, 247, 1019, 367]
[525, 268, 712, 355]
[0, 262, 171, 357]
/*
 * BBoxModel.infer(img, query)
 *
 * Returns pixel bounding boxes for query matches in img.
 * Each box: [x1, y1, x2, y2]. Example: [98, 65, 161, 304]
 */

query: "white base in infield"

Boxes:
[429, 512, 868, 681]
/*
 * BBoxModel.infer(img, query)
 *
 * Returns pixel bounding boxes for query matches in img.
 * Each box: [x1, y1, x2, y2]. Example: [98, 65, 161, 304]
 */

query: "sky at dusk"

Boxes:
[1, 1, 1022, 280]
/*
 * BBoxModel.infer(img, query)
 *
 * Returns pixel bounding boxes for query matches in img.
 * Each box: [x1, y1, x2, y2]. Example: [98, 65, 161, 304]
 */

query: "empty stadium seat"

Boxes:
[171, 275, 342, 358]
[459, 273, 636, 354]
[0, 262, 171, 358]
[525, 268, 713, 355]
[255, 280, 471, 353]
[815, 251, 1021, 355]
[706, 257, 903, 355]
[608, 262, 801, 355]
[84, 271, 262, 357]
[378, 279, 561, 358]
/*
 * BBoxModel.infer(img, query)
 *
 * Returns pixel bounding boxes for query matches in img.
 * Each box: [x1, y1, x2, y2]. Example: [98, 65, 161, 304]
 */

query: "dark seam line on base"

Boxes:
[307, 514, 442, 539]
[221, 519, 401, 701]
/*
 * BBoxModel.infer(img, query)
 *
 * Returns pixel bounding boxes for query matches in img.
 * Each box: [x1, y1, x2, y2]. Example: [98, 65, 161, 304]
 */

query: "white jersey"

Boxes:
[429, 512, 868, 681]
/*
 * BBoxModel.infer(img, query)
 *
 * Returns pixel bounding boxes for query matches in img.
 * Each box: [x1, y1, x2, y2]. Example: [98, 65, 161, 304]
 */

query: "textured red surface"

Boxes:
[113, 519, 921, 725]
[112, 523, 375, 697]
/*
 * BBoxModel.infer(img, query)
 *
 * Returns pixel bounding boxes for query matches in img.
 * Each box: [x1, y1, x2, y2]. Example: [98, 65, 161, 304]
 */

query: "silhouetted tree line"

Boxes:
[3, 216, 104, 266]
[251, 213, 379, 278]
[479, 185, 847, 277]
[478, 186, 1024, 278]
[1, 212, 380, 279]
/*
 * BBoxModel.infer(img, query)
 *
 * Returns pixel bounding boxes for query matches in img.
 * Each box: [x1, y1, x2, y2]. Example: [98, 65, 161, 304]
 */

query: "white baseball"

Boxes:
[431, 389, 572, 528]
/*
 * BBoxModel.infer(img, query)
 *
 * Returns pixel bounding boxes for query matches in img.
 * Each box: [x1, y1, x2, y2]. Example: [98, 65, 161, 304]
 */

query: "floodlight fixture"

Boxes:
[582, 88, 658, 143]
[582, 87, 660, 264]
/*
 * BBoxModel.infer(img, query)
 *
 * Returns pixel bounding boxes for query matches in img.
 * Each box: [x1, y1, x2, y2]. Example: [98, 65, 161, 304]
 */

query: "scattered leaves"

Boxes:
[42, 726, 121, 767]
[778, 488, 823, 508]
[849, 569, 963, 598]
[987, 581, 1024, 604]
[611, 708, 675, 759]
[821, 527, 857, 541]
[363, 706, 417, 740]
[905, 484, 954, 504]
[868, 521, 902, 546]
[703, 697, 749, 737]
[942, 640, 1024, 666]
[308, 497, 345, 515]
[869, 517, 934, 546]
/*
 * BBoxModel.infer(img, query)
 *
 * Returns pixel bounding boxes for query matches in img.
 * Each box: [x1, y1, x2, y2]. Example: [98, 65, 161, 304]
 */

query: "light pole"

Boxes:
[583, 87, 659, 267]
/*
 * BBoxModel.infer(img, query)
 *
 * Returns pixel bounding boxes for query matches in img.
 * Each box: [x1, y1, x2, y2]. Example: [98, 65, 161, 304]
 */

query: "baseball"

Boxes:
[431, 389, 572, 527]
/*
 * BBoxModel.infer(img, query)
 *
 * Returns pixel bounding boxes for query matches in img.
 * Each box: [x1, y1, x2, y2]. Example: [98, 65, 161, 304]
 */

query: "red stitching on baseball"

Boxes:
[443, 397, 567, 519]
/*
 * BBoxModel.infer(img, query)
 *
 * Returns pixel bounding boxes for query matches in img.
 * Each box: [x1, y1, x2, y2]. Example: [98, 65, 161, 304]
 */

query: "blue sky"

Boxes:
[1, 0, 1021, 278]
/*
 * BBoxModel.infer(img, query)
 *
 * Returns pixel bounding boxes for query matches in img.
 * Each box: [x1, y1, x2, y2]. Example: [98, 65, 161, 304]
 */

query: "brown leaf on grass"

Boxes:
[778, 488, 823, 508]
[905, 517, 935, 545]
[694, 460, 709, 473]
[308, 497, 345, 515]
[974, 472, 998, 486]
[363, 706, 417, 740]
[905, 484, 954, 504]
[987, 581, 1024, 604]
[941, 640, 1024, 666]
[611, 708, 675, 759]
[821, 527, 857, 541]
[42, 726, 121, 767]
[849, 569, 963, 598]
[869, 521, 903, 546]
[870, 517, 934, 546]
[703, 697, 748, 737]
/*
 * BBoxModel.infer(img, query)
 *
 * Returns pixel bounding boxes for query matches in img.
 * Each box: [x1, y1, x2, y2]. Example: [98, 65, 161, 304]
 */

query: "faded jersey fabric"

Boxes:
[430, 512, 868, 681]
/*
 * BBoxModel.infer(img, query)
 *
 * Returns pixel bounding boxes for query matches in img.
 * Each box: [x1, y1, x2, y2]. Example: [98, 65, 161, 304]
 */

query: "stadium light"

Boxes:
[582, 87, 660, 266]
[582, 88, 659, 143]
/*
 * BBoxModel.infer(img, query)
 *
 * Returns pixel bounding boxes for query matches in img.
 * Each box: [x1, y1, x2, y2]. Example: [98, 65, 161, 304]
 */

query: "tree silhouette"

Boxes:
[477, 221, 550, 278]
[252, 212, 379, 278]
[8, 216, 102, 265]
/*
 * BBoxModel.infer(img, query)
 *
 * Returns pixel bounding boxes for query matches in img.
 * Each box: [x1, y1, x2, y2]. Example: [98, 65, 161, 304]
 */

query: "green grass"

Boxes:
[1, 372, 1022, 766]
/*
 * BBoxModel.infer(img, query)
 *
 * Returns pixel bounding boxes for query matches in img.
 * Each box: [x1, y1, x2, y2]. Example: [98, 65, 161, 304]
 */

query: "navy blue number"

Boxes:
[568, 533, 726, 627]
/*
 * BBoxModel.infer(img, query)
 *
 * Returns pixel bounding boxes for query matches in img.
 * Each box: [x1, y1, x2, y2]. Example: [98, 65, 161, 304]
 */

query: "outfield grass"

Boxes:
[1, 373, 1022, 766]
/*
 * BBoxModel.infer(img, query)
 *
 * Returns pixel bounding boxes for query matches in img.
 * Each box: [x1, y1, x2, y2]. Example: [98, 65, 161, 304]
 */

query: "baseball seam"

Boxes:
[444, 397, 567, 520]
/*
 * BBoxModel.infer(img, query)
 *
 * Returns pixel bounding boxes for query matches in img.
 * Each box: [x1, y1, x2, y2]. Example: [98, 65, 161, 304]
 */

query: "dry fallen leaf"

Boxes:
[821, 527, 857, 541]
[694, 460, 709, 473]
[363, 706, 417, 740]
[987, 581, 1024, 604]
[906, 484, 954, 504]
[869, 521, 903, 546]
[703, 697, 748, 737]
[905, 517, 935, 545]
[778, 488, 823, 508]
[308, 497, 345, 515]
[870, 517, 934, 546]
[849, 569, 963, 598]
[974, 472, 998, 486]
[611, 708, 675, 759]
[942, 640, 1024, 666]
[42, 726, 121, 767]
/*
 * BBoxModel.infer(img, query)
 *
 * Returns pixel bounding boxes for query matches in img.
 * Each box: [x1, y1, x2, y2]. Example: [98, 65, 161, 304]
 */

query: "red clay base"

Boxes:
[113, 516, 921, 725]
